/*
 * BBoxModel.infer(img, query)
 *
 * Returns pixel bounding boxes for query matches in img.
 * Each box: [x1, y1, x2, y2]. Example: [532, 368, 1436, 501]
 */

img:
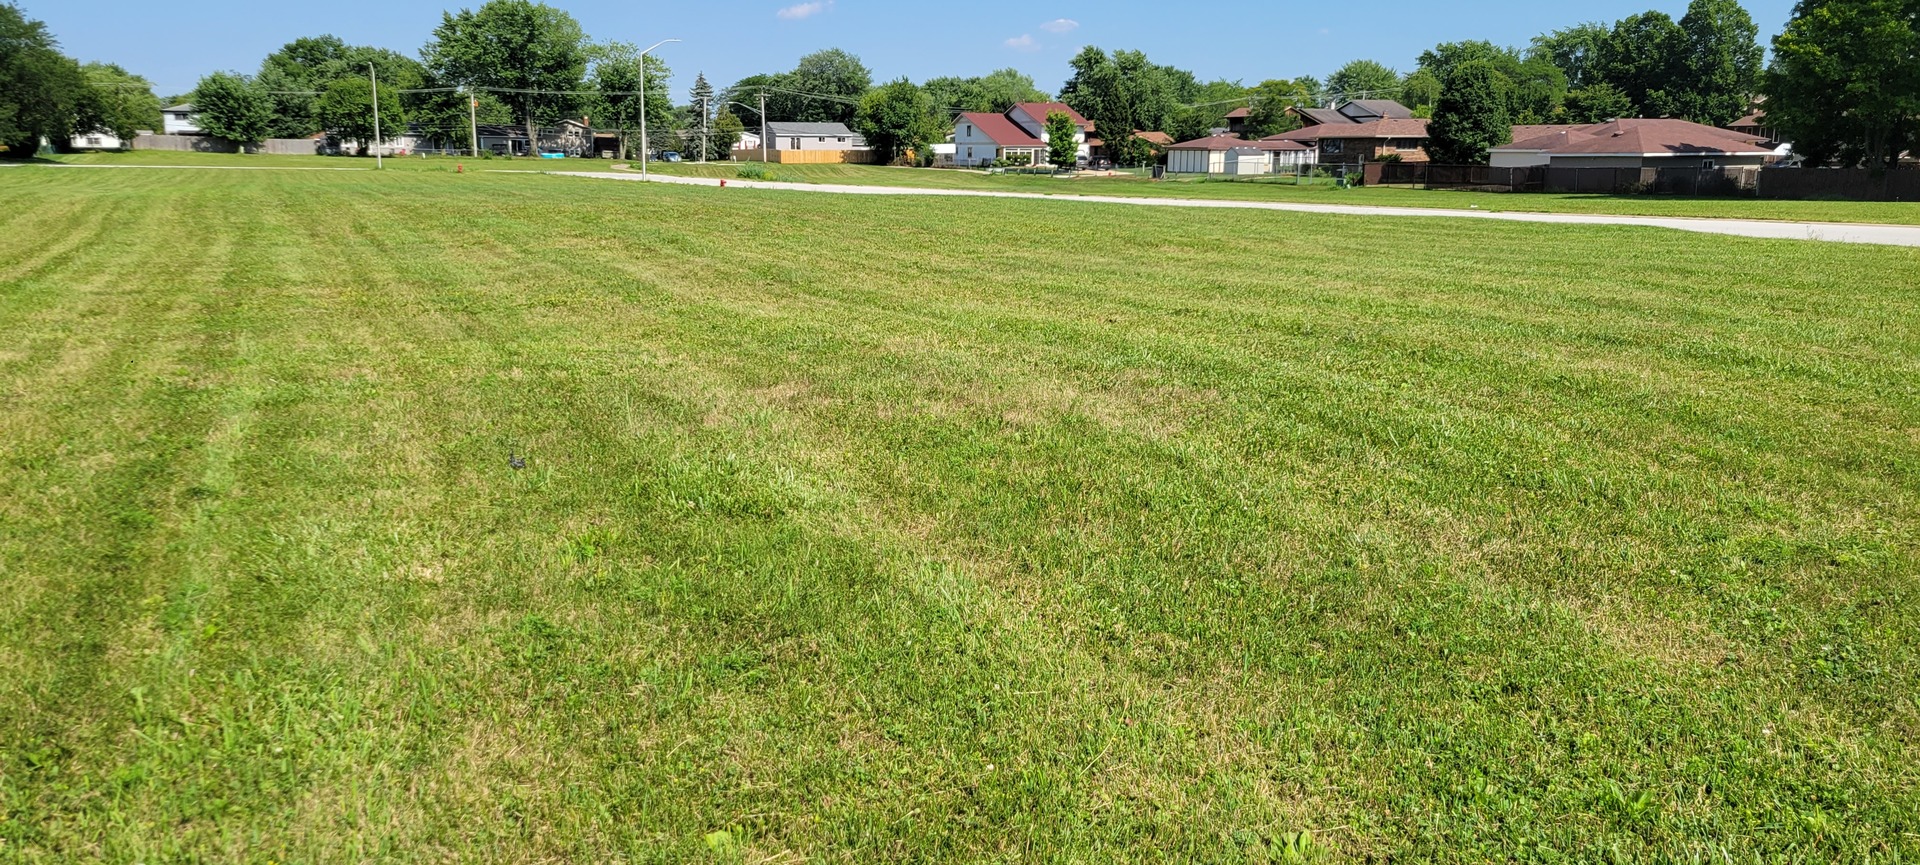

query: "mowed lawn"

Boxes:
[43, 149, 1920, 226]
[1, 166, 1917, 863]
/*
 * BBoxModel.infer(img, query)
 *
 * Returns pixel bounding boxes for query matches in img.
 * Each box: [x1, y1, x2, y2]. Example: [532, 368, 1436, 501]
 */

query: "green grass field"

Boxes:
[643, 160, 1920, 226]
[2, 165, 1918, 862]
[42, 149, 1920, 225]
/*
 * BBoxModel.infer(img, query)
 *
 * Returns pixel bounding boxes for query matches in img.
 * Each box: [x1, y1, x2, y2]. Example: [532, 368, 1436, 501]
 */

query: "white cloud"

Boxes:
[777, 1, 827, 20]
[1039, 18, 1079, 33]
[1004, 34, 1039, 50]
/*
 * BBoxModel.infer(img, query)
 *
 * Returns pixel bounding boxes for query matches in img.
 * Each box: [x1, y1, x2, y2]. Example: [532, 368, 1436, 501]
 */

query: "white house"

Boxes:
[161, 103, 202, 135]
[951, 102, 1094, 167]
[1164, 134, 1316, 174]
[69, 130, 133, 150]
[765, 122, 867, 151]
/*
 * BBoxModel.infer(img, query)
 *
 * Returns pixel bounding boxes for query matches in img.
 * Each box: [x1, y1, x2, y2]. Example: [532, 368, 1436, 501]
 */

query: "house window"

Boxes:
[1323, 140, 1343, 155]
[86, 136, 102, 146]
[789, 137, 801, 149]
[818, 136, 827, 142]
[837, 136, 846, 142]
[1702, 159, 1718, 169]
[966, 125, 973, 137]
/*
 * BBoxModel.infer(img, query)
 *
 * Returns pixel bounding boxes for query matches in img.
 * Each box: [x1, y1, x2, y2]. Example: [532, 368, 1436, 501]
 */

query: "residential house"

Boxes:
[1727, 111, 1774, 143]
[69, 130, 133, 150]
[542, 119, 591, 156]
[1165, 134, 1314, 174]
[161, 103, 202, 135]
[951, 102, 1094, 167]
[1489, 118, 1776, 169]
[1223, 107, 1250, 137]
[1263, 118, 1430, 163]
[765, 122, 867, 151]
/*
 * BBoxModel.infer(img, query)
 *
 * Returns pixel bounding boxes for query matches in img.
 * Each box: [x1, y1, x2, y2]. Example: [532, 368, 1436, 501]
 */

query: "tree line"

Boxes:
[5, 0, 1915, 168]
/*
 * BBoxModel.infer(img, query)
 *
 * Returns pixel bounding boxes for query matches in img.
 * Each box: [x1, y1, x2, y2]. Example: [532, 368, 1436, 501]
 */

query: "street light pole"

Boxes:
[368, 63, 382, 169]
[637, 38, 681, 181]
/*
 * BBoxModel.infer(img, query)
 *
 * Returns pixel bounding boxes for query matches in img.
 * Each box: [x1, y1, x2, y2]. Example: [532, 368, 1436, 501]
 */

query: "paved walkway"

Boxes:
[555, 170, 1920, 247]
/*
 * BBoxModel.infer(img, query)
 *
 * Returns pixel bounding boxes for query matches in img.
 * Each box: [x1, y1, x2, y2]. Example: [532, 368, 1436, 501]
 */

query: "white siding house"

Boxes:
[765, 122, 868, 151]
[951, 103, 1094, 167]
[161, 104, 202, 135]
[69, 131, 131, 150]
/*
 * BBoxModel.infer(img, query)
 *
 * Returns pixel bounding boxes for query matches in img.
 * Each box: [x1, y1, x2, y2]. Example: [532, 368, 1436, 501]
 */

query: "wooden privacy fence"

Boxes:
[1369, 163, 1766, 196]
[1367, 162, 1544, 191]
[132, 134, 321, 155]
[733, 149, 884, 165]
[1754, 169, 1920, 201]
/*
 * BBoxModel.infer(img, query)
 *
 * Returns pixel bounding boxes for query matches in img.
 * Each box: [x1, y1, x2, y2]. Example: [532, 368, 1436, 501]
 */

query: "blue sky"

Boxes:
[38, 0, 1794, 102]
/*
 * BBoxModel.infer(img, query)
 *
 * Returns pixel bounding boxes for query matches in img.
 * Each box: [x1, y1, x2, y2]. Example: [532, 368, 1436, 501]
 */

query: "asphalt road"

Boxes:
[559, 170, 1920, 248]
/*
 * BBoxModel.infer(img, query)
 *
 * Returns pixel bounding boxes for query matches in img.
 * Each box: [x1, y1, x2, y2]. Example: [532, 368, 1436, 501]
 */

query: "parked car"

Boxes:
[538, 150, 566, 159]
[659, 151, 683, 162]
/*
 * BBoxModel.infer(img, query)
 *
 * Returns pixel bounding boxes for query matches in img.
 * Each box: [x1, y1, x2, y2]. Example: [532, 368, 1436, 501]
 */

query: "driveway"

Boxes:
[556, 170, 1920, 248]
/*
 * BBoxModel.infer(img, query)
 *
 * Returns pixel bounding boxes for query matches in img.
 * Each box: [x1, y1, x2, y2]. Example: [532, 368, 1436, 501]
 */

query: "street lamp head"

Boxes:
[641, 38, 682, 55]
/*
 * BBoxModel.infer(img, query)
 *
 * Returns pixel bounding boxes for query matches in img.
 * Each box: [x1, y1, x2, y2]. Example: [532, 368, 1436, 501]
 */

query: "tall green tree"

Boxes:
[1244, 77, 1316, 137]
[423, 0, 588, 152]
[193, 71, 273, 146]
[71, 62, 159, 144]
[1427, 60, 1512, 164]
[1044, 110, 1078, 169]
[1166, 78, 1250, 142]
[924, 68, 1049, 113]
[1416, 40, 1566, 123]
[1560, 82, 1634, 122]
[1325, 59, 1399, 102]
[1059, 47, 1181, 142]
[258, 36, 425, 139]
[1529, 22, 1611, 88]
[1593, 11, 1687, 116]
[689, 72, 713, 120]
[1399, 69, 1441, 116]
[316, 75, 403, 153]
[853, 77, 937, 163]
[781, 48, 870, 123]
[407, 69, 512, 152]
[1675, 0, 1764, 124]
[584, 42, 670, 158]
[1, 2, 84, 156]
[1766, 0, 1920, 168]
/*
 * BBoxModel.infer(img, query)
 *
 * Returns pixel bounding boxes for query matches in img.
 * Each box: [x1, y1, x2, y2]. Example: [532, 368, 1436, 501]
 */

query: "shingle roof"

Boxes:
[1344, 99, 1415, 119]
[1134, 130, 1174, 145]
[1293, 107, 1348, 126]
[1495, 118, 1774, 156]
[1010, 102, 1092, 129]
[1223, 107, 1250, 119]
[162, 103, 195, 112]
[959, 112, 1042, 146]
[766, 122, 858, 137]
[1264, 118, 1430, 142]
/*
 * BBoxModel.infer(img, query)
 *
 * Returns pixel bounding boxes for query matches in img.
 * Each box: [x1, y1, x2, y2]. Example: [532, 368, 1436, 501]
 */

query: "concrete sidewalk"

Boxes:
[556, 170, 1920, 247]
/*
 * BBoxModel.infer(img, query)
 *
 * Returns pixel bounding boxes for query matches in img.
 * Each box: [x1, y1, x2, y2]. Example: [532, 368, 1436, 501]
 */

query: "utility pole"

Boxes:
[700, 95, 709, 163]
[368, 63, 382, 169]
[468, 88, 479, 158]
[636, 38, 681, 181]
[759, 92, 767, 163]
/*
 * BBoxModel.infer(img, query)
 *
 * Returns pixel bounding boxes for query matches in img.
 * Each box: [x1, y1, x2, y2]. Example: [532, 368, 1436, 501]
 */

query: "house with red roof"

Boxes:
[1263, 118, 1431, 164]
[1488, 119, 1776, 169]
[951, 102, 1094, 167]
